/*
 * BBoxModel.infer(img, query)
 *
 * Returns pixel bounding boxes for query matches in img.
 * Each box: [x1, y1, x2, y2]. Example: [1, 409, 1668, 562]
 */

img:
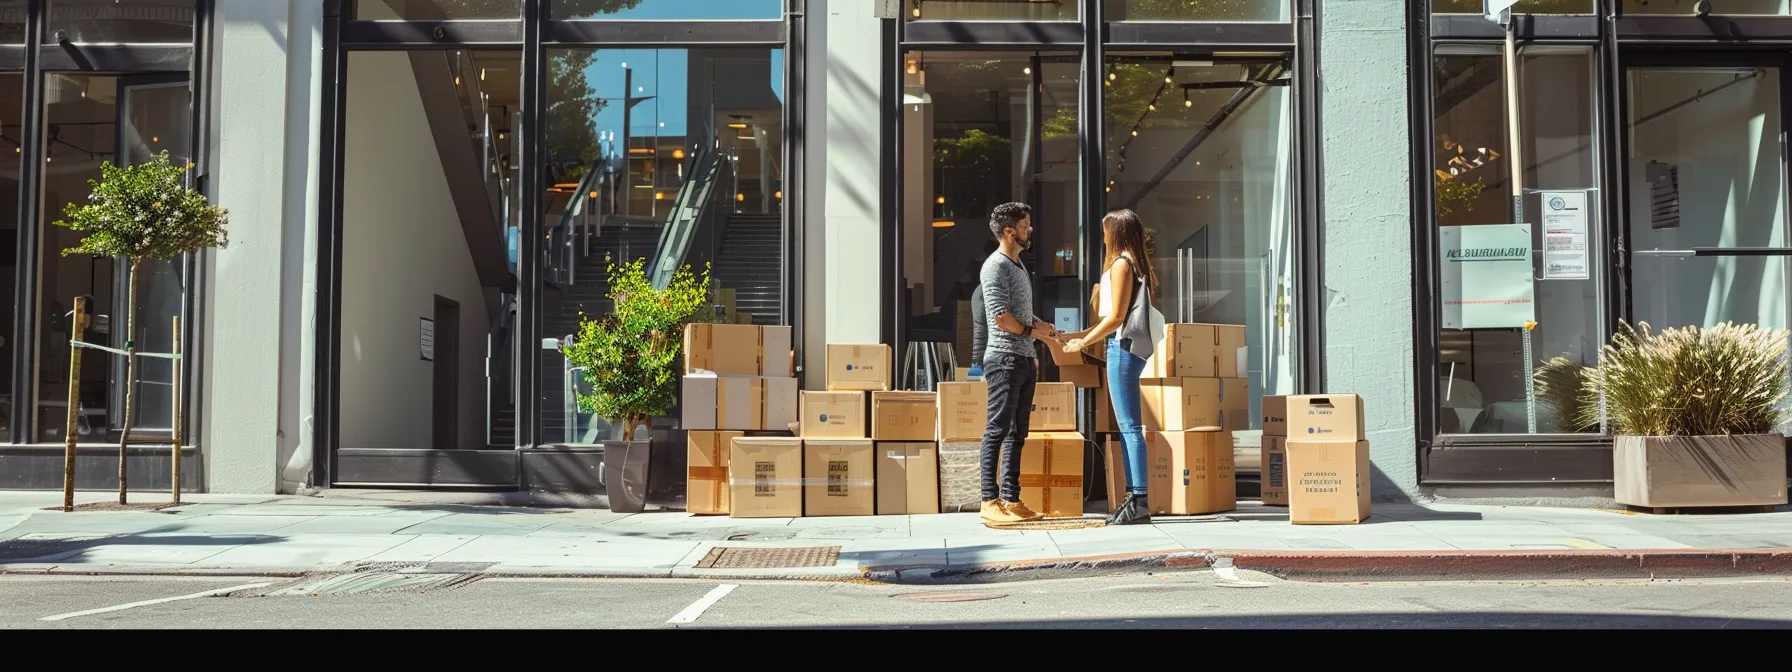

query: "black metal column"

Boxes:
[883, 15, 903, 357]
[11, 0, 45, 445]
[1078, 0, 1105, 306]
[315, 0, 348, 484]
[518, 0, 545, 448]
[784, 0, 805, 378]
[1297, 0, 1324, 395]
[184, 0, 214, 457]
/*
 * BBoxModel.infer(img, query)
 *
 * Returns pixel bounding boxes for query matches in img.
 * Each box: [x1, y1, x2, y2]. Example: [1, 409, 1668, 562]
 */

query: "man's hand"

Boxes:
[1031, 321, 1061, 342]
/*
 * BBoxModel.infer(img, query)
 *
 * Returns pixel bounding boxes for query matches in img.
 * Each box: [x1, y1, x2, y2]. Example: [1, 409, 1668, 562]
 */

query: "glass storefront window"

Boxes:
[47, 0, 194, 42]
[352, 0, 521, 21]
[1621, 0, 1787, 14]
[899, 51, 1078, 369]
[1105, 0, 1290, 22]
[1434, 0, 1594, 12]
[0, 0, 24, 43]
[905, 0, 1077, 21]
[36, 73, 192, 442]
[552, 0, 781, 20]
[1104, 54, 1299, 430]
[1430, 45, 1600, 435]
[0, 73, 18, 438]
[541, 47, 785, 442]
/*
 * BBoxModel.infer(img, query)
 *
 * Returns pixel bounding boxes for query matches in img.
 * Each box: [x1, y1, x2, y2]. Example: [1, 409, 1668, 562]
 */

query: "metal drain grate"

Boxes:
[695, 545, 841, 569]
[239, 572, 480, 598]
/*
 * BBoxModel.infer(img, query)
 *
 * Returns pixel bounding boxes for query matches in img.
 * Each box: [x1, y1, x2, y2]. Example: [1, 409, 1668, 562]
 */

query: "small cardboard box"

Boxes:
[1146, 430, 1237, 516]
[728, 436, 804, 518]
[1287, 394, 1365, 440]
[1058, 364, 1103, 389]
[763, 377, 798, 432]
[800, 391, 867, 439]
[688, 431, 745, 515]
[684, 323, 763, 376]
[1141, 378, 1246, 432]
[682, 375, 764, 431]
[761, 326, 794, 377]
[1286, 439, 1371, 524]
[872, 391, 938, 441]
[804, 439, 876, 516]
[1261, 395, 1288, 436]
[1029, 382, 1077, 431]
[826, 344, 893, 391]
[1214, 324, 1246, 378]
[937, 382, 988, 441]
[876, 442, 940, 515]
[1145, 323, 1247, 378]
[938, 441, 983, 512]
[1261, 435, 1288, 506]
[1019, 431, 1085, 519]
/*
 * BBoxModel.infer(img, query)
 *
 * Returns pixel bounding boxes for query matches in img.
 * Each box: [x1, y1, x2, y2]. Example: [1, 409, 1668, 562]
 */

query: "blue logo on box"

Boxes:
[819, 414, 830, 422]
[845, 364, 855, 371]
[1307, 427, 1315, 434]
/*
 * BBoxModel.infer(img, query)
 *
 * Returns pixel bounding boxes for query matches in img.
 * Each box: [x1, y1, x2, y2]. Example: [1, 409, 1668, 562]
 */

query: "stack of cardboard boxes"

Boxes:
[1098, 324, 1245, 516]
[1260, 395, 1288, 506]
[682, 323, 797, 515]
[1285, 394, 1371, 524]
[936, 375, 1084, 516]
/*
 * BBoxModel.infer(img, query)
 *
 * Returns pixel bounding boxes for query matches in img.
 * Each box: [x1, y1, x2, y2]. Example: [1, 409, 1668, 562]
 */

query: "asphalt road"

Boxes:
[3, 570, 1791, 629]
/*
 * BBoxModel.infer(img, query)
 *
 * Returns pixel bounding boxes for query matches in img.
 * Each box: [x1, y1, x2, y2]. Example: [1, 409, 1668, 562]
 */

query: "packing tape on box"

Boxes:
[726, 478, 876, 486]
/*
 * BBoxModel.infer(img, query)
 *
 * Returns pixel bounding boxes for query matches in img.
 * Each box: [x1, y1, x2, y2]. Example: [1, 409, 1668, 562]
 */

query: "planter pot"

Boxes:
[1613, 434, 1788, 509]
[603, 439, 654, 513]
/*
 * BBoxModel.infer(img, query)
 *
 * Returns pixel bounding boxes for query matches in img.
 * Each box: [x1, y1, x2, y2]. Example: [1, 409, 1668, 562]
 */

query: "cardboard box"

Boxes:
[938, 441, 982, 512]
[1146, 430, 1237, 515]
[1144, 323, 1247, 379]
[1141, 378, 1247, 432]
[761, 326, 793, 376]
[728, 436, 804, 518]
[1029, 382, 1077, 431]
[1286, 439, 1371, 524]
[804, 439, 876, 516]
[872, 391, 938, 441]
[684, 323, 763, 376]
[1059, 364, 1103, 389]
[682, 375, 764, 431]
[1019, 431, 1085, 519]
[1104, 434, 1134, 514]
[1214, 324, 1246, 378]
[764, 377, 798, 432]
[876, 442, 940, 515]
[937, 382, 989, 442]
[1261, 395, 1288, 436]
[1095, 387, 1116, 433]
[687, 430, 745, 514]
[1261, 435, 1288, 506]
[826, 344, 893, 391]
[1287, 394, 1365, 440]
[800, 391, 867, 439]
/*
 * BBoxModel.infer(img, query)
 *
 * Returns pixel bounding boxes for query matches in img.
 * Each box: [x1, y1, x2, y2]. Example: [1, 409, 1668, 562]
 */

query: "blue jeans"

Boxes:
[1106, 337, 1148, 495]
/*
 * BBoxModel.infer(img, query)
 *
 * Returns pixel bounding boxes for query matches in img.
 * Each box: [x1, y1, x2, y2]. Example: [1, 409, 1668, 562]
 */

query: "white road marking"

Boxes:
[1213, 565, 1270, 587]
[666, 583, 738, 625]
[39, 582, 274, 622]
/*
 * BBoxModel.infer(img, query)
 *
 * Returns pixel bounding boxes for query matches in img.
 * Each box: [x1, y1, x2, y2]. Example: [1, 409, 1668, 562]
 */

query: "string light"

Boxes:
[1110, 65, 1175, 181]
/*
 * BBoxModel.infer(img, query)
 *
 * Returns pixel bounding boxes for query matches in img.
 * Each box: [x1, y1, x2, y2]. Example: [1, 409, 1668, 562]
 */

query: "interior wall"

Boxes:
[340, 50, 488, 450]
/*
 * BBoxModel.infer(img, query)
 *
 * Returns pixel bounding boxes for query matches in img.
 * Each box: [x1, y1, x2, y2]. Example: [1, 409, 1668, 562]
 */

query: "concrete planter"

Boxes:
[1613, 434, 1788, 509]
[602, 439, 654, 513]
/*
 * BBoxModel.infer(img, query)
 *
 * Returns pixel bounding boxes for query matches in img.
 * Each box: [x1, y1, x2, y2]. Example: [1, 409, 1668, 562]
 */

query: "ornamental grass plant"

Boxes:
[1580, 322, 1789, 437]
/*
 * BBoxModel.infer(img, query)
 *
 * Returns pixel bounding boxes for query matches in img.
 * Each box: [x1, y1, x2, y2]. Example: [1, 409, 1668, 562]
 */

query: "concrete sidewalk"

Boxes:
[2, 491, 1790, 583]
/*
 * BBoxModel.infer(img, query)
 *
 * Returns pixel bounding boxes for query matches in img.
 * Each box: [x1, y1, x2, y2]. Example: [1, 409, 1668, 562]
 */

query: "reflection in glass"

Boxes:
[1104, 56, 1297, 431]
[0, 1, 24, 43]
[1105, 0, 1289, 22]
[352, 0, 520, 20]
[0, 73, 19, 438]
[900, 52, 1078, 370]
[906, 0, 1077, 21]
[1431, 47, 1600, 435]
[1434, 0, 1593, 13]
[1621, 0, 1787, 15]
[48, 0, 194, 42]
[552, 0, 781, 20]
[1627, 67, 1788, 333]
[37, 74, 192, 442]
[541, 48, 785, 442]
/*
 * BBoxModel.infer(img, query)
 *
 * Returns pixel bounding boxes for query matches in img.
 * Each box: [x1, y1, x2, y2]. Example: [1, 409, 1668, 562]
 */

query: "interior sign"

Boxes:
[1440, 223, 1536, 329]
[1540, 190, 1590, 280]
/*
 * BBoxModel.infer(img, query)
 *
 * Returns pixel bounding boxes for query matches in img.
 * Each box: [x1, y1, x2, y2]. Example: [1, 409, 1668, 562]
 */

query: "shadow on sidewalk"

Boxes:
[0, 532, 283, 565]
[748, 612, 1792, 629]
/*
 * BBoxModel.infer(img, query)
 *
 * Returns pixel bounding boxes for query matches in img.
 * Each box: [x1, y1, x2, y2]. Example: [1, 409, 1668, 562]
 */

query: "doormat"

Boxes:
[695, 545, 841, 569]
[40, 502, 180, 513]
[984, 518, 1105, 531]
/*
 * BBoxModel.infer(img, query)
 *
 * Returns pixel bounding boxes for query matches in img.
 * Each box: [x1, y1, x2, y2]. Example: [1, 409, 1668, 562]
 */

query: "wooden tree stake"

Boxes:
[171, 316, 182, 506]
[62, 297, 87, 513]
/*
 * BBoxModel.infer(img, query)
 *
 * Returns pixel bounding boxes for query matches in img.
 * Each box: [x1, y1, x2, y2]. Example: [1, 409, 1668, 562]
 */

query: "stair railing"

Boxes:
[648, 143, 721, 289]
[484, 293, 517, 447]
[543, 159, 605, 287]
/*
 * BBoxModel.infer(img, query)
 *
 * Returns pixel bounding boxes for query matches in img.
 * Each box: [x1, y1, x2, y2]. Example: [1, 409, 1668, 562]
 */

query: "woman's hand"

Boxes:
[1063, 338, 1088, 353]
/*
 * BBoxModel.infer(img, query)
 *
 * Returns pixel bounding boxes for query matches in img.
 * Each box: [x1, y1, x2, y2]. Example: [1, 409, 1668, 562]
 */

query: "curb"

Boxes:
[1217, 549, 1792, 582]
[860, 550, 1214, 585]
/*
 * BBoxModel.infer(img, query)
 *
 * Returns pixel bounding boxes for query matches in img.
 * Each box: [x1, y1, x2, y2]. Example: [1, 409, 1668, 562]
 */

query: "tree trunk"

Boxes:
[117, 261, 140, 505]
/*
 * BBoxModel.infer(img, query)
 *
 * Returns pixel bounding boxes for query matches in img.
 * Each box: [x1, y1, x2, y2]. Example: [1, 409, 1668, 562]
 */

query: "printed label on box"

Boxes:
[754, 461, 775, 496]
[828, 460, 849, 496]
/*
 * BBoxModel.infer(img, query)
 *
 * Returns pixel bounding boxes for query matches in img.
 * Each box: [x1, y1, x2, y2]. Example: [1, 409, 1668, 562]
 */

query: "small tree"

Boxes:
[561, 256, 714, 438]
[55, 151, 228, 504]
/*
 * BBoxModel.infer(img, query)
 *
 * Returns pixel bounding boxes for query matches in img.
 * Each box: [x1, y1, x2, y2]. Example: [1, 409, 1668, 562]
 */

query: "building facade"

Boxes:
[0, 0, 1781, 503]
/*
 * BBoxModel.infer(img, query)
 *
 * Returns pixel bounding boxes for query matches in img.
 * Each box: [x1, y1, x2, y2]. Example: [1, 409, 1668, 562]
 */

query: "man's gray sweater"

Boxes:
[979, 251, 1037, 361]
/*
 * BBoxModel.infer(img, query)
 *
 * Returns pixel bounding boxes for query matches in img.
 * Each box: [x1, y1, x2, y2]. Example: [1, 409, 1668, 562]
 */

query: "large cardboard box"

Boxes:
[938, 441, 982, 512]
[1141, 378, 1247, 431]
[1019, 431, 1085, 519]
[682, 375, 764, 431]
[826, 344, 893, 391]
[1095, 387, 1116, 433]
[1144, 324, 1246, 378]
[1029, 382, 1077, 431]
[1287, 394, 1365, 440]
[1286, 439, 1371, 524]
[1261, 435, 1288, 506]
[872, 391, 938, 441]
[875, 442, 940, 515]
[1146, 430, 1237, 515]
[728, 436, 804, 518]
[937, 382, 988, 441]
[1058, 364, 1103, 388]
[804, 439, 876, 516]
[800, 391, 867, 438]
[687, 430, 745, 514]
[684, 323, 763, 376]
[1261, 395, 1288, 436]
[764, 377, 798, 432]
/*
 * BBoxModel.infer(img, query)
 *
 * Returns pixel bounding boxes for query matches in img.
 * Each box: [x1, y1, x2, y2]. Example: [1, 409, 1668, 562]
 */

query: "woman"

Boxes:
[1062, 208, 1158, 526]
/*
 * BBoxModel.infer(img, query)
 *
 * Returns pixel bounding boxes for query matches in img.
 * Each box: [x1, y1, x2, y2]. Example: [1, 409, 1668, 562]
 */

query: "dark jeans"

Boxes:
[980, 351, 1037, 502]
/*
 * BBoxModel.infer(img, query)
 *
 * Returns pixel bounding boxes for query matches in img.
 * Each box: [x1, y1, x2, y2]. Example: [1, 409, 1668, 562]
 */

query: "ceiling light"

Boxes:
[728, 122, 748, 129]
[1024, 66, 1032, 75]
[936, 195, 946, 204]
[932, 219, 955, 228]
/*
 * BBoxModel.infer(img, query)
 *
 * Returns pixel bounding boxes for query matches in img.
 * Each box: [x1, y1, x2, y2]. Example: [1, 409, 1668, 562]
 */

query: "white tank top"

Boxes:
[1097, 253, 1136, 319]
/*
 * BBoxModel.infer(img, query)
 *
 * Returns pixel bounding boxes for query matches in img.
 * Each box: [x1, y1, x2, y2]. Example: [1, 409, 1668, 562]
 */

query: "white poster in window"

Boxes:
[1539, 190, 1590, 280]
[420, 318, 435, 362]
[1440, 224, 1535, 329]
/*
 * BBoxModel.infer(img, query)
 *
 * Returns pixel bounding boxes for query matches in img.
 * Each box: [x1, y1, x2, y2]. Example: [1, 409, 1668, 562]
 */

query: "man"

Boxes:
[977, 202, 1059, 524]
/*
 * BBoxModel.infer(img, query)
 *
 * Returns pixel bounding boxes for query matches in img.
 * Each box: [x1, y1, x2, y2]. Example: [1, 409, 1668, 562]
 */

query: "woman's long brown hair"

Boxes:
[1101, 208, 1158, 297]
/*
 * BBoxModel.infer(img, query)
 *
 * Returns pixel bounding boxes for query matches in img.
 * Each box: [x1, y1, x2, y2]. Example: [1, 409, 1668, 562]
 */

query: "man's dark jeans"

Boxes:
[980, 351, 1037, 502]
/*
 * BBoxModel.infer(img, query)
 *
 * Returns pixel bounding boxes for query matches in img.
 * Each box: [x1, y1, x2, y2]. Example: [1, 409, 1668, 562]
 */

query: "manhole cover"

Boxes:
[40, 502, 179, 513]
[244, 572, 479, 597]
[892, 591, 1008, 603]
[984, 518, 1106, 531]
[695, 545, 840, 569]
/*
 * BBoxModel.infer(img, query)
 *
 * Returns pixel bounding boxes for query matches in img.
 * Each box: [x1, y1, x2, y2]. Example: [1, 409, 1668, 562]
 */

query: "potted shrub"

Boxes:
[1581, 322, 1790, 511]
[551, 256, 714, 511]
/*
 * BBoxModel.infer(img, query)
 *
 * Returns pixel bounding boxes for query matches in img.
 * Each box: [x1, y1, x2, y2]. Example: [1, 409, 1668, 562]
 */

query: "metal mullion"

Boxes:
[1616, 16, 1792, 43]
[1600, 0, 1626, 348]
[180, 0, 212, 458]
[783, 0, 803, 369]
[1297, 0, 1323, 399]
[883, 15, 901, 361]
[340, 20, 523, 47]
[899, 20, 1083, 48]
[37, 44, 191, 71]
[518, 0, 543, 449]
[315, 0, 348, 484]
[543, 19, 785, 46]
[1078, 0, 1103, 435]
[1432, 14, 1599, 40]
[11, 0, 44, 445]
[1105, 22, 1294, 49]
[1411, 0, 1437, 472]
